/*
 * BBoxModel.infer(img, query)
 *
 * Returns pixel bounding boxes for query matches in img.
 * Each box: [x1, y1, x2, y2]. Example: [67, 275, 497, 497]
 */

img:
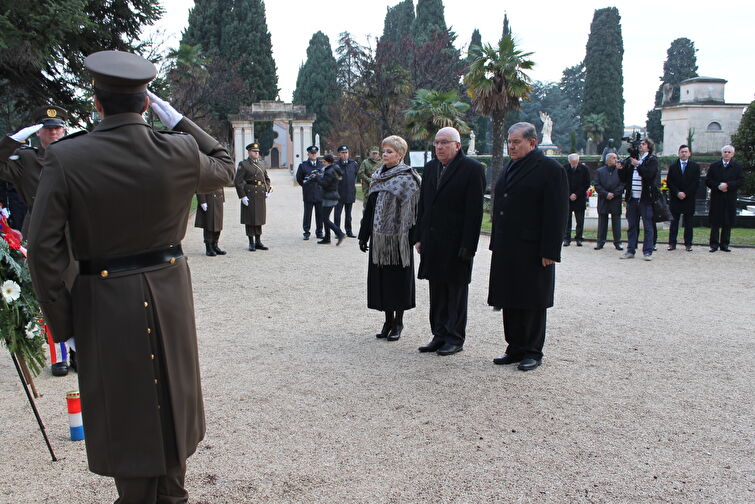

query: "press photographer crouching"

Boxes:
[617, 137, 658, 260]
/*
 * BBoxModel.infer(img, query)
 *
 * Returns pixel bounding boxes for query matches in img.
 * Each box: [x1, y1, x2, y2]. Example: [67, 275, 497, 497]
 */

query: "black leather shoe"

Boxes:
[615, 245, 624, 251]
[205, 242, 217, 256]
[336, 234, 345, 246]
[562, 241, 570, 247]
[346, 232, 357, 238]
[685, 245, 693, 252]
[255, 241, 268, 250]
[51, 362, 68, 377]
[493, 354, 520, 365]
[418, 340, 443, 353]
[303, 234, 310, 241]
[69, 349, 77, 372]
[517, 358, 541, 371]
[212, 242, 227, 255]
[387, 323, 403, 341]
[317, 238, 331, 244]
[594, 245, 603, 250]
[316, 234, 324, 240]
[720, 247, 731, 252]
[576, 241, 583, 247]
[667, 245, 676, 251]
[437, 343, 463, 356]
[709, 247, 717, 253]
[375, 321, 391, 339]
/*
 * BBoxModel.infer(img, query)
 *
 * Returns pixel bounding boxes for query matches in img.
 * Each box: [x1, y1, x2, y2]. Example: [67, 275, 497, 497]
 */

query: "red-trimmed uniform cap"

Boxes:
[84, 50, 157, 93]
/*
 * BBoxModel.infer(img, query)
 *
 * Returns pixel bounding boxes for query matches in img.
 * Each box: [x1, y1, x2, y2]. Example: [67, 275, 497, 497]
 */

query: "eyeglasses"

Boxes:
[433, 140, 455, 146]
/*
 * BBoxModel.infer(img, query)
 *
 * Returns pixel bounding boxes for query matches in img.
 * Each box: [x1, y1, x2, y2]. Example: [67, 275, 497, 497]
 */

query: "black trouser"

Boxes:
[669, 210, 694, 246]
[114, 462, 188, 504]
[202, 230, 221, 242]
[428, 280, 468, 346]
[245, 225, 262, 237]
[302, 201, 323, 237]
[502, 308, 547, 361]
[596, 211, 622, 247]
[334, 201, 353, 234]
[321, 205, 344, 240]
[564, 206, 585, 243]
[710, 225, 731, 250]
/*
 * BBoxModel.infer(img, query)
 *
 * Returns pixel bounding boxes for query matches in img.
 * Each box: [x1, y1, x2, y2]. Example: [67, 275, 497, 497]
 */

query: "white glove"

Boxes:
[241, 196, 250, 206]
[66, 337, 76, 352]
[10, 124, 44, 142]
[146, 90, 183, 128]
[200, 203, 208, 211]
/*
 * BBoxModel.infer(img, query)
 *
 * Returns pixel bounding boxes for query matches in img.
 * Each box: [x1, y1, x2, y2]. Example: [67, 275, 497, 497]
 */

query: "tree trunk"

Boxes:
[490, 110, 506, 189]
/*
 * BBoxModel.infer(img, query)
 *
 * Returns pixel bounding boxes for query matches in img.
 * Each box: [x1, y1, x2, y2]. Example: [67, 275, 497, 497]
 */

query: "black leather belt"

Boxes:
[79, 244, 183, 278]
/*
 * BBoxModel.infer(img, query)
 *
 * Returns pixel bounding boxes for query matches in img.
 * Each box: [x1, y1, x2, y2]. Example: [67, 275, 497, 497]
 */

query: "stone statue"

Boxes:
[315, 133, 320, 151]
[600, 138, 617, 164]
[539, 111, 554, 145]
[468, 130, 476, 155]
[662, 83, 674, 105]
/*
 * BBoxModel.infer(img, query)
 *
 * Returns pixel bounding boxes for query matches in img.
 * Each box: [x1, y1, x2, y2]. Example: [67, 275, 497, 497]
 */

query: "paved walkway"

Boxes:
[1, 169, 753, 503]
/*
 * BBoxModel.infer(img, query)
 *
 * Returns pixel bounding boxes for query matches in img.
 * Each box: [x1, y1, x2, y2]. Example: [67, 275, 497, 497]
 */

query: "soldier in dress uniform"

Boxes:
[357, 146, 381, 197]
[234, 142, 271, 251]
[334, 144, 359, 237]
[1, 105, 76, 377]
[295, 145, 324, 240]
[27, 50, 234, 503]
[194, 187, 226, 256]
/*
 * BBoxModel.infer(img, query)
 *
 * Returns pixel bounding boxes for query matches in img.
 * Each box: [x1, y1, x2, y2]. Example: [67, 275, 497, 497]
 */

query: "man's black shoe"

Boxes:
[51, 362, 69, 377]
[317, 239, 331, 244]
[418, 340, 443, 353]
[493, 354, 520, 365]
[562, 241, 570, 247]
[709, 247, 717, 253]
[316, 233, 324, 239]
[437, 343, 463, 356]
[336, 234, 345, 246]
[517, 358, 541, 371]
[720, 247, 731, 252]
[576, 241, 583, 247]
[667, 245, 676, 251]
[303, 234, 310, 241]
[615, 245, 624, 251]
[69, 349, 77, 372]
[346, 232, 357, 238]
[594, 245, 604, 250]
[685, 245, 693, 252]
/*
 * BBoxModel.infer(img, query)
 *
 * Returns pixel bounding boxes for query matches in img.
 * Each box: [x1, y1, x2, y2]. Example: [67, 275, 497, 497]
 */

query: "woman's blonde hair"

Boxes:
[381, 135, 408, 157]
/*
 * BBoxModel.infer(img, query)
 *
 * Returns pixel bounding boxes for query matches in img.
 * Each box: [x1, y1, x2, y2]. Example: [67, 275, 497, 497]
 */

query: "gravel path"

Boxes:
[1, 168, 753, 503]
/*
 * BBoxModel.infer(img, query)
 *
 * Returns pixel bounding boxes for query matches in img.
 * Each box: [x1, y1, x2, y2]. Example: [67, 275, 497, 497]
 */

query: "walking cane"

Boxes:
[10, 352, 57, 461]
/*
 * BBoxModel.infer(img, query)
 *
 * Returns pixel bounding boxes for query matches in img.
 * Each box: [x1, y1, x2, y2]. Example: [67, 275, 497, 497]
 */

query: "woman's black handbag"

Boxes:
[651, 186, 672, 222]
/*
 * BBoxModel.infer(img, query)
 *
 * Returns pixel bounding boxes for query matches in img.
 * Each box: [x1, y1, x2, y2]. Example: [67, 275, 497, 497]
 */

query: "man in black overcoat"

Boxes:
[706, 145, 744, 252]
[666, 144, 700, 251]
[488, 122, 568, 371]
[334, 145, 359, 237]
[414, 127, 485, 356]
[295, 145, 324, 240]
[563, 153, 590, 246]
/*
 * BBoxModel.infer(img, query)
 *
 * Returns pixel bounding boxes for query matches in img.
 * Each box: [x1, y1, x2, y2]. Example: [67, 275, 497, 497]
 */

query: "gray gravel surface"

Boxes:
[1, 169, 753, 503]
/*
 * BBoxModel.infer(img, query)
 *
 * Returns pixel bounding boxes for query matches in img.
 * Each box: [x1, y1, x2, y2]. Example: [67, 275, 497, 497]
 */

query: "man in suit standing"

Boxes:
[334, 145, 359, 237]
[706, 145, 744, 252]
[562, 153, 590, 247]
[414, 127, 485, 356]
[295, 146, 324, 241]
[666, 144, 700, 251]
[27, 51, 234, 503]
[593, 152, 624, 250]
[488, 122, 568, 371]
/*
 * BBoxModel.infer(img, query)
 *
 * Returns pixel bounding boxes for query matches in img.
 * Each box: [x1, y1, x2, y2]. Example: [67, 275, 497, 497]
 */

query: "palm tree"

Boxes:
[404, 89, 470, 163]
[582, 112, 608, 148]
[464, 35, 534, 184]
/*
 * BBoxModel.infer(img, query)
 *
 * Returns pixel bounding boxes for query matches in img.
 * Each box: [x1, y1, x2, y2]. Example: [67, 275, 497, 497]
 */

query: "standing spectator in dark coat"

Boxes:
[563, 153, 590, 246]
[618, 138, 659, 260]
[488, 122, 568, 371]
[593, 152, 624, 250]
[315, 155, 345, 245]
[666, 144, 700, 251]
[295, 145, 324, 240]
[414, 127, 485, 356]
[358, 135, 420, 341]
[706, 145, 744, 252]
[195, 188, 226, 256]
[334, 145, 359, 237]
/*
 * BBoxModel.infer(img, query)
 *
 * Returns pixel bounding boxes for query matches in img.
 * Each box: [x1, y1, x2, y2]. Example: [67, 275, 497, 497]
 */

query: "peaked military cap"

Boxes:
[369, 146, 380, 153]
[85, 50, 157, 93]
[337, 145, 349, 153]
[306, 145, 319, 154]
[246, 142, 260, 151]
[33, 106, 68, 127]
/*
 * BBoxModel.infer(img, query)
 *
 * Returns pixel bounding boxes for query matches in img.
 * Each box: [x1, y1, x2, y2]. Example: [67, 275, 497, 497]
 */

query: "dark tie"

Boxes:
[681, 162, 686, 174]
[437, 164, 447, 188]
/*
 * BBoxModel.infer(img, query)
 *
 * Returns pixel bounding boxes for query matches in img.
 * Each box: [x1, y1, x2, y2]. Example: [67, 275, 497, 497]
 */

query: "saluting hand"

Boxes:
[9, 124, 44, 142]
[146, 90, 183, 129]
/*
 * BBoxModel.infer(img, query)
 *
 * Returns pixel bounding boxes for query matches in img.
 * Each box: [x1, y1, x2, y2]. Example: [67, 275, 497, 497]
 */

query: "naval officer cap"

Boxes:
[337, 145, 349, 153]
[306, 145, 319, 154]
[85, 50, 157, 93]
[246, 142, 260, 151]
[32, 105, 68, 127]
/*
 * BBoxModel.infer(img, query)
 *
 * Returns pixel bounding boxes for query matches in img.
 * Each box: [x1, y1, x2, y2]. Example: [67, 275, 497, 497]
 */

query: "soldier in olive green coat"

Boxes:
[357, 146, 381, 197]
[195, 187, 226, 256]
[234, 142, 271, 251]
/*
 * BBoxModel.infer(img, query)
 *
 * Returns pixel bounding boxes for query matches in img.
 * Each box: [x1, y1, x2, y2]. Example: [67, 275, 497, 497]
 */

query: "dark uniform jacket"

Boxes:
[564, 162, 591, 211]
[234, 157, 270, 226]
[594, 164, 624, 215]
[296, 159, 323, 202]
[618, 155, 659, 203]
[414, 150, 485, 285]
[666, 159, 700, 215]
[194, 188, 225, 231]
[336, 159, 358, 203]
[705, 159, 744, 227]
[0, 136, 44, 236]
[27, 113, 234, 478]
[317, 164, 343, 201]
[488, 148, 568, 309]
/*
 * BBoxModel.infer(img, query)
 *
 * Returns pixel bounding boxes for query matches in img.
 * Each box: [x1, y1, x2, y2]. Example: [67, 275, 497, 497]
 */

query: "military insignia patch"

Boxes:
[47, 108, 58, 118]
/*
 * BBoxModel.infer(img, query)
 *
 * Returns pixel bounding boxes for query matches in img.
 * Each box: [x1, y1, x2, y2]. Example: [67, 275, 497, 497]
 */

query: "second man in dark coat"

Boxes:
[666, 144, 700, 251]
[563, 153, 590, 246]
[334, 144, 359, 237]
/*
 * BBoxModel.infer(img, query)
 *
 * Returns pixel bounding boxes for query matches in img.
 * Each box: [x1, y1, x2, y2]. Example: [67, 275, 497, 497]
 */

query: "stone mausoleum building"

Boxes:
[659, 77, 747, 155]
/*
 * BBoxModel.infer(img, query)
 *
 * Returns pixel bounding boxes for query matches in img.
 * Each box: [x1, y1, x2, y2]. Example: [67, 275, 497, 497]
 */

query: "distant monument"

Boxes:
[538, 111, 560, 155]
[468, 130, 477, 155]
[600, 138, 617, 164]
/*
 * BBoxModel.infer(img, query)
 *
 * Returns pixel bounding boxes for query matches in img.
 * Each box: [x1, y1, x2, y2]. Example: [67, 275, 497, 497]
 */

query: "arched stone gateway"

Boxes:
[229, 101, 315, 169]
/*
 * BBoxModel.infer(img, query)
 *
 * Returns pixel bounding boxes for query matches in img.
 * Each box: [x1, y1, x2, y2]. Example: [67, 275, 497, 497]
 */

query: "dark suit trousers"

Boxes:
[596, 210, 622, 246]
[564, 206, 585, 243]
[428, 280, 468, 346]
[502, 308, 547, 361]
[302, 201, 323, 237]
[334, 202, 353, 234]
[710, 225, 731, 250]
[669, 209, 694, 246]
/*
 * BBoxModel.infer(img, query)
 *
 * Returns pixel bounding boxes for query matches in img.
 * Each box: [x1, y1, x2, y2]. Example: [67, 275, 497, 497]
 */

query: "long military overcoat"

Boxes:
[0, 136, 44, 236]
[194, 188, 225, 231]
[234, 157, 269, 226]
[28, 114, 234, 478]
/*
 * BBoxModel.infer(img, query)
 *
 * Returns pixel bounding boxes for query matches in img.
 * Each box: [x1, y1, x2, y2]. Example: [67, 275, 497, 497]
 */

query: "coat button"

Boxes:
[169, 257, 176, 264]
[100, 270, 109, 278]
[144, 301, 149, 308]
[154, 379, 158, 385]
[504, 193, 508, 197]
[146, 328, 152, 335]
[150, 354, 155, 360]
[499, 211, 503, 215]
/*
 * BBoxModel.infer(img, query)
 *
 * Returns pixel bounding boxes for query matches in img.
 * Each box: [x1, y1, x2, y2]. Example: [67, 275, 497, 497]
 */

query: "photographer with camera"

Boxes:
[618, 137, 658, 260]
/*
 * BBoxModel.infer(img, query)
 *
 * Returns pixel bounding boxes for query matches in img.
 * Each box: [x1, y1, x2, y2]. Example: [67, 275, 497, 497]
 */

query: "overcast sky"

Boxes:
[148, 0, 754, 126]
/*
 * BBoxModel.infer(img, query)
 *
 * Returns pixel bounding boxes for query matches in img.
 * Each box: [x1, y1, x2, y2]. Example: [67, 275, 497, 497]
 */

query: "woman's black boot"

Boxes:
[376, 311, 394, 339]
[387, 310, 403, 341]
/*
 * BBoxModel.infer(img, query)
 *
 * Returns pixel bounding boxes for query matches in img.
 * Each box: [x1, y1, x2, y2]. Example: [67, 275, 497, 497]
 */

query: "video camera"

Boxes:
[621, 132, 642, 160]
[302, 167, 324, 184]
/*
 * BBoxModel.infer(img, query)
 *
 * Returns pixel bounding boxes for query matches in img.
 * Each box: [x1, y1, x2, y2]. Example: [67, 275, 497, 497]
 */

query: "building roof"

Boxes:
[681, 76, 728, 84]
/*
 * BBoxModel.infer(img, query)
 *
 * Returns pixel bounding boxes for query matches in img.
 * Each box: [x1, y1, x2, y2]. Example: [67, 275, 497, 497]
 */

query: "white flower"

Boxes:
[0, 207, 9, 219]
[25, 321, 38, 339]
[1, 280, 21, 303]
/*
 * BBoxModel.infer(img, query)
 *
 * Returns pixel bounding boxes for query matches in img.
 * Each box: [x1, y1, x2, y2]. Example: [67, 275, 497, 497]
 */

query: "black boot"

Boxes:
[387, 310, 403, 341]
[248, 236, 256, 251]
[205, 241, 217, 256]
[213, 233, 226, 255]
[255, 235, 268, 250]
[376, 311, 394, 339]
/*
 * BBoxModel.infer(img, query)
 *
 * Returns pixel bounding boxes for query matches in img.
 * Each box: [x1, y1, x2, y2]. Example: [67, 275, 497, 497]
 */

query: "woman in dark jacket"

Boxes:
[358, 135, 421, 341]
[316, 154, 345, 245]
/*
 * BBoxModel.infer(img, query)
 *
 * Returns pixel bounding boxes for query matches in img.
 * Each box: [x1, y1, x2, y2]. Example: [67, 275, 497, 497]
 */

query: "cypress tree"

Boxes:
[181, 0, 229, 53]
[293, 31, 340, 146]
[375, 0, 414, 69]
[468, 29, 482, 60]
[501, 13, 511, 40]
[582, 7, 624, 150]
[412, 0, 448, 44]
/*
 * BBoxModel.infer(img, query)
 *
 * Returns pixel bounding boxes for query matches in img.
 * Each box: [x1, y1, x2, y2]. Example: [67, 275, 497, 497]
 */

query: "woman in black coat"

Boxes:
[358, 135, 421, 341]
[315, 154, 345, 245]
